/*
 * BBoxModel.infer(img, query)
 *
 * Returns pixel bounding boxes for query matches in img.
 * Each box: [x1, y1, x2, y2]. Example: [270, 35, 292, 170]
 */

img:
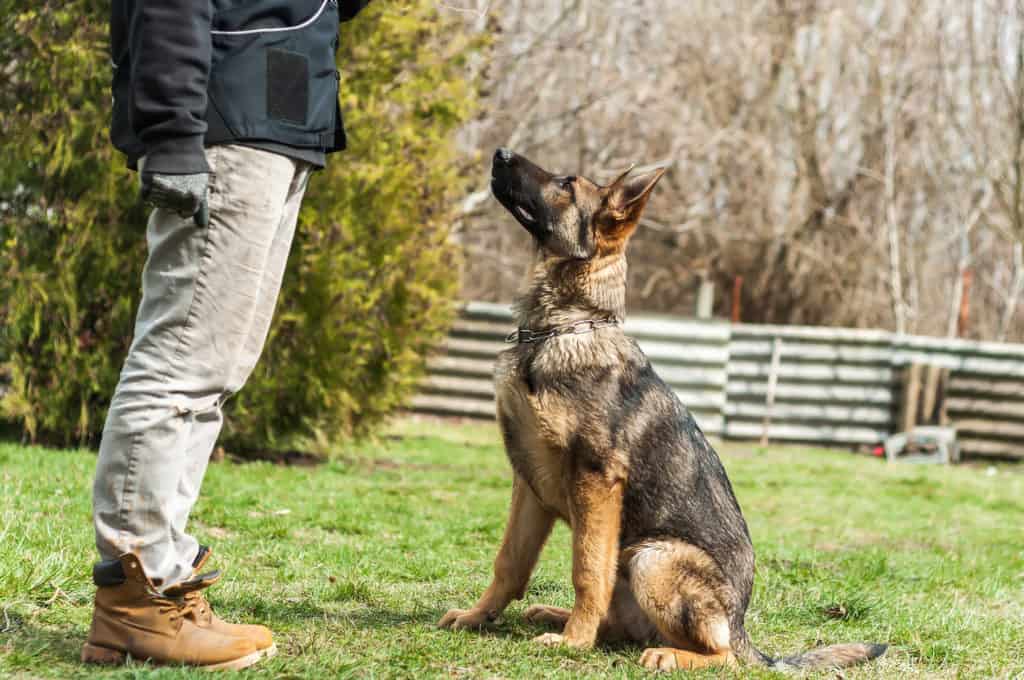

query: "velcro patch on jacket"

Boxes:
[267, 48, 309, 125]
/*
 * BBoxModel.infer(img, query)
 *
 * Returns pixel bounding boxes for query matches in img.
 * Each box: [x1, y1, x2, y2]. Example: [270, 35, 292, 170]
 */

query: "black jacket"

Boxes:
[110, 0, 370, 173]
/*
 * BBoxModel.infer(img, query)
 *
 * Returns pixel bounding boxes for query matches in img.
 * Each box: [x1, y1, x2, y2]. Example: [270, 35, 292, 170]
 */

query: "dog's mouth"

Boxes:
[512, 203, 537, 226]
[492, 175, 542, 232]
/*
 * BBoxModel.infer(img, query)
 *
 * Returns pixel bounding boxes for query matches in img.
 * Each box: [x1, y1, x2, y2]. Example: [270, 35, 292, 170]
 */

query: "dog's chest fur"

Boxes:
[493, 331, 630, 519]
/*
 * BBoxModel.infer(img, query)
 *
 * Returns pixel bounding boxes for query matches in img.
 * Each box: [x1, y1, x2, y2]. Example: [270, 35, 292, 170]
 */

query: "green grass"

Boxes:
[1, 418, 1023, 679]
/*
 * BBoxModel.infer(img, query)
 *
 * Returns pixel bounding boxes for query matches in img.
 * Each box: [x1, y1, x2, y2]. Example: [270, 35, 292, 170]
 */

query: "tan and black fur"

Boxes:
[438, 149, 887, 672]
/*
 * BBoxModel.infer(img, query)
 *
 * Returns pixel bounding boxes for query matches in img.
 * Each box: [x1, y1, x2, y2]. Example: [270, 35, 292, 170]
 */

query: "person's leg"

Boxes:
[93, 145, 302, 590]
[168, 407, 223, 567]
[229, 164, 312, 391]
[151, 162, 313, 658]
[168, 160, 313, 566]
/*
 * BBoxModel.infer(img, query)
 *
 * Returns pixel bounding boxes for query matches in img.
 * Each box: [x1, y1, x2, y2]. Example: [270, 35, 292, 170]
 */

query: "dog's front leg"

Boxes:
[535, 470, 624, 649]
[438, 475, 555, 631]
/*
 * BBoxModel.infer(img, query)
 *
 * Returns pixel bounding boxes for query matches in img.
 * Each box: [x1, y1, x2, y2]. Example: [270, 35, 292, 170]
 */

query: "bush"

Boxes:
[0, 1, 477, 451]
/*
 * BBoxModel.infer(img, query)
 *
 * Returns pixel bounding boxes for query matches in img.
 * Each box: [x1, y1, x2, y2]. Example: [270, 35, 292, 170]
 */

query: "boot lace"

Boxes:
[186, 593, 209, 614]
[155, 594, 201, 623]
[180, 585, 216, 622]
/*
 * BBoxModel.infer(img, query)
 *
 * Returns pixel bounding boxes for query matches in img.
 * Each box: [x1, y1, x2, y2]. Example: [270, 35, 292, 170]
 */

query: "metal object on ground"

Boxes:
[884, 426, 960, 464]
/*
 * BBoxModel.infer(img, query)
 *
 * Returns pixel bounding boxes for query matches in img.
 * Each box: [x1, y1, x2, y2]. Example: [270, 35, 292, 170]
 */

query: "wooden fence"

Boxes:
[412, 302, 1024, 460]
[413, 302, 730, 436]
[891, 335, 1024, 459]
[724, 325, 895, 446]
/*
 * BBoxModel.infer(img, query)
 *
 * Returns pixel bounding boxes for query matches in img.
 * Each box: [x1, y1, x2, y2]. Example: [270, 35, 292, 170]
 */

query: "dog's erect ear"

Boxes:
[606, 166, 667, 223]
[606, 163, 636, 190]
[595, 165, 667, 254]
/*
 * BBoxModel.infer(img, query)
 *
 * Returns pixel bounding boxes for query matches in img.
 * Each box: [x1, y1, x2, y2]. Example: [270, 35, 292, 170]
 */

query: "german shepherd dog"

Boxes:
[438, 149, 887, 672]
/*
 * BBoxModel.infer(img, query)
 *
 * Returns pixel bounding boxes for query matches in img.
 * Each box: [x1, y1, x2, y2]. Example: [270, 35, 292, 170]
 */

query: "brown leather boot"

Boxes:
[183, 546, 276, 654]
[81, 553, 263, 670]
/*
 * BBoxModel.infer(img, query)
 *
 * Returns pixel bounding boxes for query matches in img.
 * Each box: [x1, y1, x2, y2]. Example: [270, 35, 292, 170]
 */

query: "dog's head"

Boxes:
[490, 148, 666, 260]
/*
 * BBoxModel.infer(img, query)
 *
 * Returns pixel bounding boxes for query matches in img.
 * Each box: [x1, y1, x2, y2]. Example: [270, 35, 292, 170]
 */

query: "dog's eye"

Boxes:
[560, 176, 576, 193]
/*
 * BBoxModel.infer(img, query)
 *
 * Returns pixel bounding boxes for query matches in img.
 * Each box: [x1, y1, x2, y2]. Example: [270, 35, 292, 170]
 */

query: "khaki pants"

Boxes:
[93, 145, 312, 588]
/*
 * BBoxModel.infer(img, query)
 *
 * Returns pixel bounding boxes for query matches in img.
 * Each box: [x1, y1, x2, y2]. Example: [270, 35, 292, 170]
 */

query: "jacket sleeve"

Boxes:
[129, 0, 213, 174]
[339, 0, 371, 22]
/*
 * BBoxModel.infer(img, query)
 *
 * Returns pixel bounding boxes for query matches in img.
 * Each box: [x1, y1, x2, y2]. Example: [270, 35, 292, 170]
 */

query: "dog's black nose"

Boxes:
[494, 148, 514, 165]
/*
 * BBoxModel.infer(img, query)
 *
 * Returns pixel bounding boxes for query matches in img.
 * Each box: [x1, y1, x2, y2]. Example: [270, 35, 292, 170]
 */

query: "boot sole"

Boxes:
[82, 643, 265, 671]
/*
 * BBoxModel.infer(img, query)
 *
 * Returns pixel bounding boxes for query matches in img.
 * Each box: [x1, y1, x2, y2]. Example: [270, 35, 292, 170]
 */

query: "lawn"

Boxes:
[1, 417, 1022, 679]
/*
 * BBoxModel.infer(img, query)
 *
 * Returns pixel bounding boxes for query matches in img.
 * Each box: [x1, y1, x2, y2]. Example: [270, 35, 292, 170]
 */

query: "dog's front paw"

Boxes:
[437, 608, 497, 631]
[531, 632, 592, 649]
[532, 632, 567, 647]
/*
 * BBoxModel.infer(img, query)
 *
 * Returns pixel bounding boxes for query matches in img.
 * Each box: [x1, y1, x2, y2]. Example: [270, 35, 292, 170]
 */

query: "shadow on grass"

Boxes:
[2, 606, 649, 678]
[215, 594, 329, 623]
[342, 604, 649, 655]
[225, 594, 533, 641]
[345, 606, 451, 630]
[225, 448, 324, 466]
[2, 622, 87, 669]
[215, 594, 446, 631]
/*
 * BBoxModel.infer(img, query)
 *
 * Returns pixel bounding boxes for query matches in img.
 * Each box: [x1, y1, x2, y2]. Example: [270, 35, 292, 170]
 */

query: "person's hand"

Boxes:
[139, 171, 209, 225]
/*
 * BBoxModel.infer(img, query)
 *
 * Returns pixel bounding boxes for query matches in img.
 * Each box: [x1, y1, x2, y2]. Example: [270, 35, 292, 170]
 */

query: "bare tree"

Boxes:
[442, 0, 1024, 342]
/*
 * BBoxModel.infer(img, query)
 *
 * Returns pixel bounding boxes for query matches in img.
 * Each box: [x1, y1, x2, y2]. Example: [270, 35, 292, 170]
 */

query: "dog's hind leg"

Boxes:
[624, 540, 738, 671]
[525, 575, 653, 641]
[526, 574, 659, 644]
[600, 572, 659, 643]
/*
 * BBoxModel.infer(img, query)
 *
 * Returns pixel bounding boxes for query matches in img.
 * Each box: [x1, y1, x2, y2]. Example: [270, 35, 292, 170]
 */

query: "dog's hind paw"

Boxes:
[640, 648, 680, 672]
[523, 604, 571, 629]
[640, 647, 736, 672]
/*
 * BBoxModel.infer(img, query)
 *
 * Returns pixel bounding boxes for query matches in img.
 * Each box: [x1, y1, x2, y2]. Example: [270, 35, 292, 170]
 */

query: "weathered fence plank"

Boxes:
[724, 401, 893, 426]
[945, 397, 1024, 422]
[955, 438, 1024, 459]
[948, 377, 1024, 400]
[725, 381, 894, 405]
[729, 340, 892, 364]
[410, 393, 494, 418]
[723, 421, 887, 445]
[727, 361, 893, 384]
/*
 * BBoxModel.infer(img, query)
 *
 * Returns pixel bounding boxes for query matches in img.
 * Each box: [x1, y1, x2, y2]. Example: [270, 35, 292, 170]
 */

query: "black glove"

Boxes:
[139, 171, 210, 226]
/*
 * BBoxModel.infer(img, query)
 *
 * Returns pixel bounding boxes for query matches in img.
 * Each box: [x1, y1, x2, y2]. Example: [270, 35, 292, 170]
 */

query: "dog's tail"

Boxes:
[733, 626, 887, 673]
